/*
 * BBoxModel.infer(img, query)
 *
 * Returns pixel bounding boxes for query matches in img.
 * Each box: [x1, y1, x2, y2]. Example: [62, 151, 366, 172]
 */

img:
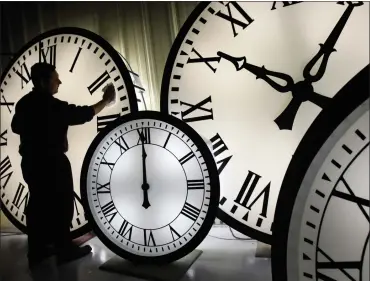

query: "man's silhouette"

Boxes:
[11, 62, 115, 269]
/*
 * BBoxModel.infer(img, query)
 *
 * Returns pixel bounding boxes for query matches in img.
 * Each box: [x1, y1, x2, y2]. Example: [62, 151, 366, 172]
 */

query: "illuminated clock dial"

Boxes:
[80, 111, 220, 264]
[0, 27, 138, 238]
[272, 66, 369, 281]
[161, 1, 369, 243]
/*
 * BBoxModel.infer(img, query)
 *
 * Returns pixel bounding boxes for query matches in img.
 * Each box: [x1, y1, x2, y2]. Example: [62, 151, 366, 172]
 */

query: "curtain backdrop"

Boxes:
[0, 1, 198, 110]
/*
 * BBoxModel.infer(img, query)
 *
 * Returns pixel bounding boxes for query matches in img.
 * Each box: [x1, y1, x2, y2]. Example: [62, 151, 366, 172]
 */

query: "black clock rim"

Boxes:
[80, 110, 220, 264]
[159, 1, 275, 243]
[271, 64, 369, 281]
[0, 26, 138, 239]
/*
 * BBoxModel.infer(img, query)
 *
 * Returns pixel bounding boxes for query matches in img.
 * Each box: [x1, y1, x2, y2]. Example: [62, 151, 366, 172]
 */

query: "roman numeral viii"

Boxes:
[101, 200, 117, 223]
[233, 170, 271, 228]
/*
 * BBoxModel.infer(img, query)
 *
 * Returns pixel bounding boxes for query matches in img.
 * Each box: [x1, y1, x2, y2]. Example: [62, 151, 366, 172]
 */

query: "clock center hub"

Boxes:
[109, 145, 187, 229]
[292, 81, 314, 102]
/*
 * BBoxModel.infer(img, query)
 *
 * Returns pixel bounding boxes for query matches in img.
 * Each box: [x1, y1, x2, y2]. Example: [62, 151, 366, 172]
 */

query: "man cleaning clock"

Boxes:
[10, 62, 116, 270]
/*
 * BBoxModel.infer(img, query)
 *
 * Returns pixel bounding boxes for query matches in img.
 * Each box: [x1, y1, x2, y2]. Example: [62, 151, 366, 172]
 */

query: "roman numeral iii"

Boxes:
[181, 202, 201, 221]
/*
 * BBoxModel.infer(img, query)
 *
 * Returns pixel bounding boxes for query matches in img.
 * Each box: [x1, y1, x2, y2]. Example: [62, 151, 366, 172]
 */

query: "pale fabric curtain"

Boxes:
[0, 1, 199, 110]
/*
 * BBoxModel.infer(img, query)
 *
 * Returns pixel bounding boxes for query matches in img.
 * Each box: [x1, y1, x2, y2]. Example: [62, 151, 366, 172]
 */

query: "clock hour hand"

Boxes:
[303, 2, 362, 83]
[217, 51, 294, 93]
[139, 131, 150, 209]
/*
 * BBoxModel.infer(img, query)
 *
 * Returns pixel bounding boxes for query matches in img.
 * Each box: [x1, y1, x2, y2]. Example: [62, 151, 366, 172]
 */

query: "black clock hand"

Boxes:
[139, 131, 150, 209]
[303, 2, 362, 83]
[276, 3, 361, 129]
[217, 51, 295, 93]
[218, 51, 331, 130]
[274, 88, 331, 130]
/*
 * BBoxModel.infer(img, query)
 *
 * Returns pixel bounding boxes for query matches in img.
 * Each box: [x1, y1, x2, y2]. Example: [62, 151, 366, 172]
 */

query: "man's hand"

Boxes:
[103, 83, 116, 103]
[92, 83, 116, 116]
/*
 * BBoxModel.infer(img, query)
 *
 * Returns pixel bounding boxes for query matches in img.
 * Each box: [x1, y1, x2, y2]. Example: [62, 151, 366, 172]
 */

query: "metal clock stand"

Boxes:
[99, 250, 203, 281]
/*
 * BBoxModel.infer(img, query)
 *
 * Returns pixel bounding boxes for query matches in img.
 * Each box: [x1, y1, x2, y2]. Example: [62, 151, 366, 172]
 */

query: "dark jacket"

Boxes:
[11, 88, 95, 157]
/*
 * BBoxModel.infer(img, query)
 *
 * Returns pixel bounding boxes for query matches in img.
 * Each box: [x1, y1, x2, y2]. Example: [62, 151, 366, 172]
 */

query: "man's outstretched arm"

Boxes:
[59, 85, 115, 126]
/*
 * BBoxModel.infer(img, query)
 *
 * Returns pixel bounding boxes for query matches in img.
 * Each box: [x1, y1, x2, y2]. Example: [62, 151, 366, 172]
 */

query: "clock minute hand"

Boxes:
[139, 131, 150, 209]
[303, 2, 361, 83]
[217, 51, 294, 93]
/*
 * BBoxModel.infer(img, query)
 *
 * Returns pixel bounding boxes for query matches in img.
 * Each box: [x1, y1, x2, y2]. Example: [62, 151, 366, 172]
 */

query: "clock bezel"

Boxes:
[80, 110, 220, 264]
[0, 26, 139, 238]
[271, 65, 369, 281]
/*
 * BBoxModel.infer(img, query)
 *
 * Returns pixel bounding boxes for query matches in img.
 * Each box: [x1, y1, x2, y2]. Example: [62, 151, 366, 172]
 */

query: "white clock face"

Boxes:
[0, 27, 138, 237]
[161, 1, 369, 243]
[286, 101, 369, 281]
[81, 111, 219, 263]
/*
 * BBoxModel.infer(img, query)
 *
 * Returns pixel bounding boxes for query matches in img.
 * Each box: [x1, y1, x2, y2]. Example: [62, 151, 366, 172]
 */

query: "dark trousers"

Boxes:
[21, 153, 75, 259]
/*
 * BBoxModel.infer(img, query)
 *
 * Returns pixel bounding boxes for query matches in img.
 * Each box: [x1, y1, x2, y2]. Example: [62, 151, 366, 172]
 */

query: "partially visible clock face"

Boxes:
[161, 1, 369, 243]
[80, 111, 219, 264]
[284, 102, 368, 281]
[0, 27, 138, 237]
[271, 62, 369, 281]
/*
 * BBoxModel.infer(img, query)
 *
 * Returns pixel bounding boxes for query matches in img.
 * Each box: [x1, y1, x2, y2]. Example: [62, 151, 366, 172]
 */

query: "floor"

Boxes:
[0, 227, 272, 281]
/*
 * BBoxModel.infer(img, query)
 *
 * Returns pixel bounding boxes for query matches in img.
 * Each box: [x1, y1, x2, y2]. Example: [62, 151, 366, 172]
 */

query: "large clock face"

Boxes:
[271, 66, 369, 281]
[81, 111, 220, 264]
[0, 27, 138, 237]
[161, 1, 369, 243]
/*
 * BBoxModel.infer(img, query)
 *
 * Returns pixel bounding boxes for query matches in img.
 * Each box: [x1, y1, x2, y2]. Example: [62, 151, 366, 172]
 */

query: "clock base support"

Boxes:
[99, 250, 203, 281]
